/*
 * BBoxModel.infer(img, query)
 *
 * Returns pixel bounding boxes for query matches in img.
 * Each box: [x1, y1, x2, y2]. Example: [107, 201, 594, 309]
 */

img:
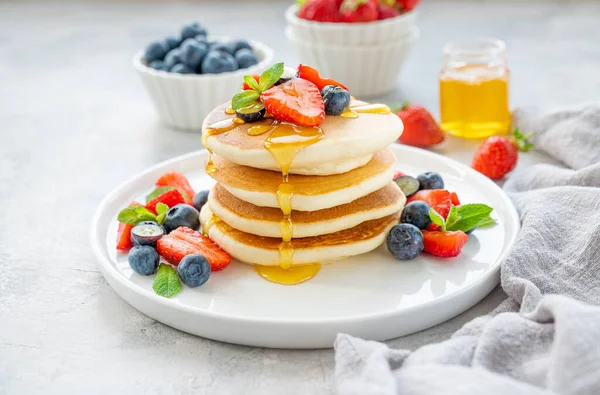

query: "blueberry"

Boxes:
[165, 36, 181, 50]
[177, 254, 211, 287]
[201, 51, 238, 74]
[164, 204, 200, 233]
[144, 40, 170, 62]
[150, 60, 168, 71]
[400, 201, 432, 230]
[233, 39, 252, 52]
[180, 38, 209, 70]
[394, 175, 420, 197]
[417, 172, 444, 190]
[386, 224, 424, 261]
[321, 85, 351, 116]
[131, 221, 165, 247]
[128, 246, 160, 275]
[235, 101, 266, 123]
[170, 63, 194, 74]
[235, 48, 258, 69]
[181, 22, 207, 40]
[210, 42, 237, 55]
[195, 34, 208, 43]
[164, 48, 183, 70]
[193, 190, 210, 212]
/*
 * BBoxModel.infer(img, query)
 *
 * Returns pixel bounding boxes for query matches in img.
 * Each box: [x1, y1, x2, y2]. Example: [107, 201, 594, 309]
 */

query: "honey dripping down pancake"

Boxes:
[201, 98, 395, 285]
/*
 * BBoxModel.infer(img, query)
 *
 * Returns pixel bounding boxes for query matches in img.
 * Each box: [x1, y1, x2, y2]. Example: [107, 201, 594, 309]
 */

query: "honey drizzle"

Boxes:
[202, 117, 245, 176]
[202, 215, 221, 236]
[254, 264, 322, 285]
[340, 103, 392, 119]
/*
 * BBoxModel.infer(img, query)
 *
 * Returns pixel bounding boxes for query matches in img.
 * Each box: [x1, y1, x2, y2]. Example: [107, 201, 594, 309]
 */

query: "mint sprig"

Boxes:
[152, 264, 182, 298]
[117, 205, 157, 225]
[231, 62, 284, 110]
[429, 203, 496, 233]
[146, 186, 175, 203]
[155, 202, 169, 225]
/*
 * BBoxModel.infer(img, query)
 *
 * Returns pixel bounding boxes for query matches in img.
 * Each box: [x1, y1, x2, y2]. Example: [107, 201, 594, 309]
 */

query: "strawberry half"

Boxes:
[156, 171, 195, 205]
[260, 79, 325, 127]
[407, 189, 453, 231]
[116, 201, 142, 251]
[145, 189, 185, 214]
[422, 230, 468, 258]
[156, 226, 231, 271]
[297, 64, 348, 91]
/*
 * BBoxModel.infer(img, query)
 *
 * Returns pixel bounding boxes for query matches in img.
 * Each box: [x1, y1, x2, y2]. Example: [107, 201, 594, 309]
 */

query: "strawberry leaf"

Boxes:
[258, 62, 284, 92]
[145, 186, 175, 203]
[117, 206, 157, 225]
[152, 264, 182, 298]
[232, 90, 260, 110]
[244, 75, 260, 92]
[447, 204, 493, 233]
[429, 209, 446, 232]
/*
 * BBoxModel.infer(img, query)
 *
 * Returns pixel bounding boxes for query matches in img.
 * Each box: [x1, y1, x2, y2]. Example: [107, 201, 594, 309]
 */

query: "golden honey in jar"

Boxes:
[439, 38, 510, 139]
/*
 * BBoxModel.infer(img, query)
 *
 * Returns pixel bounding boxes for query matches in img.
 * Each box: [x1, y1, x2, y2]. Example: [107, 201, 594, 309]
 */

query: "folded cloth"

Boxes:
[335, 104, 600, 395]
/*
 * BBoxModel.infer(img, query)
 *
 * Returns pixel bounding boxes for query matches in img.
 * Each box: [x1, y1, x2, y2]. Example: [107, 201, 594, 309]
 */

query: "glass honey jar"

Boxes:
[439, 38, 511, 139]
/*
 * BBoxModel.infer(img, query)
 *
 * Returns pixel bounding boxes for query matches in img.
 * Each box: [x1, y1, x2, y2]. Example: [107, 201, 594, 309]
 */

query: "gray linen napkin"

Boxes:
[334, 104, 600, 395]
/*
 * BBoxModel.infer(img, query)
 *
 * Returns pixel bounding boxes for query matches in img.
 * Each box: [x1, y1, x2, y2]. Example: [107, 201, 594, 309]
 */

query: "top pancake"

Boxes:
[202, 100, 403, 175]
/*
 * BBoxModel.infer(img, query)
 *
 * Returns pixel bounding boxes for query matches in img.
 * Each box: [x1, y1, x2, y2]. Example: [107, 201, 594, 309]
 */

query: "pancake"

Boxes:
[200, 205, 398, 266]
[208, 148, 396, 211]
[208, 182, 405, 238]
[202, 100, 403, 175]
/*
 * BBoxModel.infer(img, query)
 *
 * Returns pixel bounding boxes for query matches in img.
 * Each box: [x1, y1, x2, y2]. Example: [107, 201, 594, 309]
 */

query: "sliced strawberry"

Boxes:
[422, 230, 468, 258]
[116, 201, 142, 251]
[393, 170, 405, 180]
[260, 79, 325, 127]
[407, 190, 453, 231]
[156, 226, 231, 271]
[156, 171, 195, 205]
[297, 64, 348, 91]
[242, 75, 260, 91]
[451, 192, 460, 206]
[145, 189, 185, 214]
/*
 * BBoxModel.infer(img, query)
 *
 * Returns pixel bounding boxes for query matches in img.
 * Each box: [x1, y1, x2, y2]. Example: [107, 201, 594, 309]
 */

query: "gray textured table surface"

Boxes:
[2, 1, 599, 394]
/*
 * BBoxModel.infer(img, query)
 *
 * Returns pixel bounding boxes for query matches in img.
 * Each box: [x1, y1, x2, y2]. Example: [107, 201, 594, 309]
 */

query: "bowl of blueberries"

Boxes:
[134, 22, 274, 131]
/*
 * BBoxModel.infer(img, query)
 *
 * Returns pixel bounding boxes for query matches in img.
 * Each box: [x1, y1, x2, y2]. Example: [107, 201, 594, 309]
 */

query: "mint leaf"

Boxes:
[258, 62, 284, 92]
[156, 202, 169, 215]
[429, 209, 446, 232]
[447, 204, 493, 233]
[152, 264, 182, 298]
[146, 186, 175, 203]
[232, 90, 260, 110]
[477, 215, 497, 228]
[445, 205, 459, 229]
[117, 206, 157, 225]
[244, 75, 260, 92]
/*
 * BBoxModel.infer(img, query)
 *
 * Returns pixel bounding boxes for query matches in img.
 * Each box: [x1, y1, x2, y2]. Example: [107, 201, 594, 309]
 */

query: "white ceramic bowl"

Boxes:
[286, 27, 418, 98]
[133, 39, 274, 131]
[285, 4, 417, 46]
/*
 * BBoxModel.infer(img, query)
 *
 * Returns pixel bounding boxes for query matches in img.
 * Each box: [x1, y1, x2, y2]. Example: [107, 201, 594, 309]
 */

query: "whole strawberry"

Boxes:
[298, 0, 342, 22]
[396, 101, 445, 147]
[471, 128, 534, 180]
[340, 0, 378, 23]
[396, 0, 420, 12]
[376, 3, 400, 20]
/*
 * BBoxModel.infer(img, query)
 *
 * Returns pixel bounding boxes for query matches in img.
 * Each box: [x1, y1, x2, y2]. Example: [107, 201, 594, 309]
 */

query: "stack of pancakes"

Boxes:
[201, 100, 405, 281]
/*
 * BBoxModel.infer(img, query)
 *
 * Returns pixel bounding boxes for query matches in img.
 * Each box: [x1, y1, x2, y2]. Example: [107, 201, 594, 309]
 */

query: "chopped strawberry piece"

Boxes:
[422, 230, 468, 258]
[242, 75, 260, 91]
[407, 190, 453, 231]
[297, 64, 348, 91]
[116, 201, 142, 251]
[145, 189, 185, 214]
[156, 226, 231, 271]
[393, 170, 405, 180]
[260, 79, 325, 127]
[451, 192, 460, 206]
[156, 171, 195, 205]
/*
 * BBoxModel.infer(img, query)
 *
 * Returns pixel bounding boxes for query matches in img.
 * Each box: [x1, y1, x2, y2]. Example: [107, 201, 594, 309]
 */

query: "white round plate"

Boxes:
[91, 144, 519, 349]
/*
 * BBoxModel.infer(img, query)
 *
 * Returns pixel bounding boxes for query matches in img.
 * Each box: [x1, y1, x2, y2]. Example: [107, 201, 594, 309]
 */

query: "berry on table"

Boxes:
[164, 49, 183, 70]
[386, 223, 424, 260]
[181, 22, 207, 40]
[400, 201, 432, 230]
[260, 79, 325, 127]
[177, 254, 211, 287]
[131, 221, 165, 247]
[417, 172, 444, 190]
[394, 175, 420, 197]
[201, 51, 238, 74]
[235, 48, 259, 69]
[422, 230, 468, 258]
[471, 128, 534, 180]
[170, 63, 194, 74]
[144, 41, 170, 62]
[128, 245, 160, 275]
[193, 190, 210, 212]
[235, 101, 266, 123]
[163, 204, 200, 233]
[396, 102, 445, 147]
[321, 85, 351, 115]
[181, 38, 209, 70]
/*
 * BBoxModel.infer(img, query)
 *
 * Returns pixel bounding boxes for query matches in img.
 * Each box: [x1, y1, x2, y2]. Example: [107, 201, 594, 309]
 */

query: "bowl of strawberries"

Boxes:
[285, 0, 419, 97]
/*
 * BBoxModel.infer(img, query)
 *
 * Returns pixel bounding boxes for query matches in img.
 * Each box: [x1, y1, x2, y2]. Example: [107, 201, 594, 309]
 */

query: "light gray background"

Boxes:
[1, 1, 599, 394]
